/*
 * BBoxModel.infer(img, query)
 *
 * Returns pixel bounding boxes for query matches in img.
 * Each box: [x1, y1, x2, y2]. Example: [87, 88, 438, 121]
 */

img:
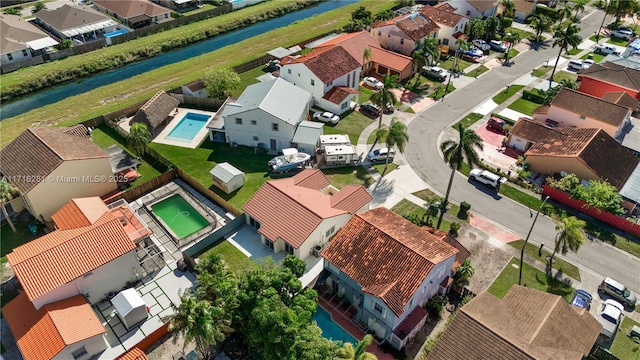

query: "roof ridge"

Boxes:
[267, 181, 329, 220]
[561, 88, 630, 111]
[529, 296, 561, 343]
[576, 128, 602, 157]
[27, 128, 65, 162]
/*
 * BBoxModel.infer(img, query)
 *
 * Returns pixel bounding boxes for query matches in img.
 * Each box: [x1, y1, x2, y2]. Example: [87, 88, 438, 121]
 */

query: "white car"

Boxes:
[422, 66, 448, 81]
[363, 76, 383, 90]
[582, 59, 595, 69]
[489, 40, 508, 52]
[597, 299, 624, 338]
[469, 169, 507, 189]
[594, 44, 620, 55]
[611, 29, 633, 40]
[367, 148, 395, 162]
[472, 39, 490, 51]
[312, 111, 340, 125]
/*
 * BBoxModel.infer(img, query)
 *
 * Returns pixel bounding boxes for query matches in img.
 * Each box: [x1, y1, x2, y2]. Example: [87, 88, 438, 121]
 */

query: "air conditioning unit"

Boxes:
[312, 244, 323, 257]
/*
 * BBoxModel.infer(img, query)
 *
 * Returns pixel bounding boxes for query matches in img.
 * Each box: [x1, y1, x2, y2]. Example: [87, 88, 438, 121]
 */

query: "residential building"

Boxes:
[371, 12, 440, 56]
[0, 125, 117, 221]
[221, 78, 313, 151]
[1, 14, 58, 65]
[280, 46, 360, 115]
[427, 286, 602, 359]
[243, 169, 372, 261]
[129, 90, 180, 137]
[93, 0, 172, 29]
[449, 0, 499, 18]
[420, 4, 469, 49]
[34, 4, 117, 42]
[532, 87, 632, 138]
[513, 0, 536, 22]
[602, 90, 640, 111]
[579, 61, 640, 100]
[151, 0, 198, 11]
[321, 207, 469, 350]
[507, 118, 639, 190]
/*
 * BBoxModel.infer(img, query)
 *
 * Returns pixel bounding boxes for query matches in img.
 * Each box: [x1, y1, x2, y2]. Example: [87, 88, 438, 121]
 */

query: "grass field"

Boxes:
[322, 110, 377, 145]
[552, 70, 578, 83]
[507, 240, 581, 281]
[453, 113, 484, 129]
[199, 240, 257, 275]
[390, 199, 452, 231]
[533, 66, 552, 77]
[580, 52, 605, 62]
[607, 36, 629, 46]
[492, 85, 524, 105]
[322, 167, 375, 189]
[610, 317, 640, 360]
[1, 221, 38, 263]
[507, 98, 541, 116]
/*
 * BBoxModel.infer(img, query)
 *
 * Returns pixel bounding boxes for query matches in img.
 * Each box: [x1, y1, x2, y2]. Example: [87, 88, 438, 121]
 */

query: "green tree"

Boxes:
[550, 173, 581, 191]
[351, 6, 373, 26]
[530, 15, 552, 42]
[374, 9, 394, 21]
[549, 215, 585, 270]
[501, 17, 513, 31]
[282, 254, 306, 278]
[453, 259, 475, 285]
[548, 24, 582, 89]
[502, 0, 515, 18]
[484, 16, 500, 40]
[370, 74, 399, 131]
[412, 47, 428, 86]
[421, 36, 440, 66]
[503, 32, 521, 65]
[556, 5, 573, 25]
[337, 334, 377, 360]
[32, 1, 46, 13]
[467, 18, 487, 40]
[127, 122, 151, 158]
[572, 3, 585, 19]
[0, 178, 19, 232]
[596, 0, 619, 43]
[203, 67, 241, 99]
[3, 7, 21, 15]
[612, 0, 638, 23]
[377, 118, 409, 175]
[55, 39, 72, 50]
[571, 180, 624, 215]
[362, 47, 372, 77]
[194, 253, 238, 311]
[437, 125, 483, 229]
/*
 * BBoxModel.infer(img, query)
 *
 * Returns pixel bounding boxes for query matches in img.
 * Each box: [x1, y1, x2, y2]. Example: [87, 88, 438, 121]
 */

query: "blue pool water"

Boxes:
[312, 306, 357, 344]
[104, 29, 129, 38]
[166, 112, 210, 141]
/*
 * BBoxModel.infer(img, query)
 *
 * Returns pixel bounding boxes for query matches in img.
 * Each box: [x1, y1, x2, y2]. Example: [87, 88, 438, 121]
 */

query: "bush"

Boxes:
[490, 112, 515, 125]
[501, 17, 513, 30]
[449, 222, 461, 237]
[458, 201, 471, 219]
[522, 89, 545, 104]
[424, 295, 446, 321]
[503, 124, 512, 135]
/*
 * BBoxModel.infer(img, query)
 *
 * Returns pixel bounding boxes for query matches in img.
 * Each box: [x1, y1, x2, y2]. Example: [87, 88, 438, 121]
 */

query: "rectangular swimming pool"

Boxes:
[166, 112, 210, 142]
[150, 194, 209, 239]
[312, 306, 357, 345]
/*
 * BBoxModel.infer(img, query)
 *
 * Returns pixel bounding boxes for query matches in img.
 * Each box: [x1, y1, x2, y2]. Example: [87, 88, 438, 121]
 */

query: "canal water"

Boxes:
[1, 0, 356, 120]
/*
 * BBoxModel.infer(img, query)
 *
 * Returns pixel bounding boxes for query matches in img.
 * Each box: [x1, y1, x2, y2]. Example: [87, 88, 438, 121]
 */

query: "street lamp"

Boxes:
[518, 195, 550, 285]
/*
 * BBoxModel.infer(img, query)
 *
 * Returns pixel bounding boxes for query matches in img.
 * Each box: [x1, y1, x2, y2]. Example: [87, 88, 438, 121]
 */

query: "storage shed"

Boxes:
[210, 162, 245, 194]
[111, 288, 148, 329]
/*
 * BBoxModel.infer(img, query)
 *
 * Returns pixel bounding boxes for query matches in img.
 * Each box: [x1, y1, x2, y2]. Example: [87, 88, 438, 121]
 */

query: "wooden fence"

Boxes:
[542, 185, 640, 238]
[169, 94, 226, 109]
[177, 168, 242, 216]
[133, 323, 170, 351]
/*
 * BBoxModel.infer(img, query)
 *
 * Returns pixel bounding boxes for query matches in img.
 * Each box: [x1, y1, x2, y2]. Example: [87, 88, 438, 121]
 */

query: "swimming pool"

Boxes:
[312, 306, 357, 345]
[150, 194, 209, 239]
[104, 29, 129, 38]
[166, 112, 210, 142]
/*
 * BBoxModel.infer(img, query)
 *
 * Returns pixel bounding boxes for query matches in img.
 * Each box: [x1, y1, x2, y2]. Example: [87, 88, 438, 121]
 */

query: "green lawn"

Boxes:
[610, 317, 640, 359]
[503, 27, 533, 40]
[439, 58, 473, 71]
[199, 240, 257, 275]
[566, 48, 581, 55]
[469, 65, 490, 78]
[487, 257, 574, 301]
[428, 83, 456, 99]
[608, 37, 629, 46]
[552, 70, 578, 83]
[181, 3, 217, 15]
[584, 222, 640, 259]
[373, 162, 398, 175]
[323, 167, 375, 190]
[359, 86, 374, 104]
[568, 0, 590, 4]
[1, 221, 39, 262]
[322, 110, 375, 145]
[532, 66, 552, 77]
[411, 189, 463, 220]
[580, 52, 605, 63]
[492, 84, 524, 105]
[507, 240, 581, 281]
[499, 184, 545, 209]
[504, 48, 519, 61]
[390, 199, 452, 231]
[507, 98, 541, 116]
[453, 113, 484, 129]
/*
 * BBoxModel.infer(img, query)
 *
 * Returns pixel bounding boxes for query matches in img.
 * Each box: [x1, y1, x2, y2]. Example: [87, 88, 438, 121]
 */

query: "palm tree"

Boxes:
[32, 1, 46, 13]
[437, 125, 483, 229]
[484, 16, 500, 41]
[502, 32, 521, 65]
[530, 15, 552, 42]
[453, 259, 475, 285]
[422, 36, 440, 66]
[556, 5, 573, 25]
[377, 118, 409, 175]
[597, 0, 618, 43]
[370, 74, 399, 131]
[362, 48, 372, 77]
[548, 24, 582, 89]
[548, 215, 585, 270]
[502, 0, 515, 18]
[127, 122, 151, 159]
[0, 178, 19, 232]
[572, 3, 585, 20]
[337, 334, 377, 360]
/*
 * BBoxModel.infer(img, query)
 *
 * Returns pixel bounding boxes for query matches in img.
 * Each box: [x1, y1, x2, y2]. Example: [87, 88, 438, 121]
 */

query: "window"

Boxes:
[235, 118, 242, 125]
[165, 13, 168, 18]
[251, 120, 257, 125]
[466, 10, 471, 15]
[400, 38, 404, 45]
[7, 53, 12, 60]
[311, 79, 315, 86]
[579, 115, 586, 120]
[71, 346, 88, 359]
[266, 239, 274, 250]
[443, 39, 449, 45]
[22, 49, 28, 56]
[388, 33, 390, 37]
[327, 80, 333, 86]
[378, 31, 381, 36]
[341, 102, 348, 109]
[454, 25, 458, 32]
[325, 225, 335, 238]
[298, 73, 300, 77]
[373, 302, 386, 317]
[285, 242, 294, 255]
[253, 136, 259, 141]
[408, 298, 414, 307]
[272, 123, 279, 131]
[288, 68, 292, 74]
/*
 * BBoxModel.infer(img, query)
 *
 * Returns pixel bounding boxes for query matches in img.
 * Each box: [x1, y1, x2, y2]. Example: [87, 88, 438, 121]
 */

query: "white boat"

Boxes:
[268, 148, 311, 172]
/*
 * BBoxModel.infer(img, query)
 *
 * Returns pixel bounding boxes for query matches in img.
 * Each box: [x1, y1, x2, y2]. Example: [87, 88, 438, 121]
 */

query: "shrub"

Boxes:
[458, 201, 471, 219]
[424, 295, 446, 321]
[522, 89, 545, 104]
[501, 17, 513, 29]
[503, 124, 512, 135]
[449, 222, 461, 237]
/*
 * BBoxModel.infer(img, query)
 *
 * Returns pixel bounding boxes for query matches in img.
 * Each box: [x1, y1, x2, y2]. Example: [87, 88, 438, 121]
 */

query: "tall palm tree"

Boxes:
[362, 48, 372, 77]
[453, 259, 475, 285]
[412, 41, 428, 86]
[0, 178, 19, 232]
[337, 334, 377, 360]
[548, 215, 585, 270]
[597, 0, 618, 43]
[422, 36, 440, 66]
[437, 125, 483, 229]
[377, 118, 409, 175]
[502, 0, 515, 18]
[572, 3, 585, 20]
[127, 122, 151, 159]
[502, 32, 521, 65]
[31, 1, 46, 14]
[530, 15, 552, 42]
[370, 74, 399, 131]
[556, 5, 573, 25]
[548, 24, 582, 89]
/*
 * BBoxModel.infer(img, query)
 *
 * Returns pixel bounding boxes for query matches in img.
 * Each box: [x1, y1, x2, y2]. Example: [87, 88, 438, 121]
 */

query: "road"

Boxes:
[404, 8, 640, 294]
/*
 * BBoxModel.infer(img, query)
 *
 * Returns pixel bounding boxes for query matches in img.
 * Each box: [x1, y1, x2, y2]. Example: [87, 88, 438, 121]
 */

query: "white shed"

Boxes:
[111, 288, 148, 329]
[210, 162, 245, 194]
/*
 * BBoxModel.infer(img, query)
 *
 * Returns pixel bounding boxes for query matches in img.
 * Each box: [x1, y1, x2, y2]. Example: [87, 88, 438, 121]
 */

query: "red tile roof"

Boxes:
[514, 0, 536, 12]
[287, 46, 360, 83]
[243, 169, 371, 249]
[369, 46, 412, 72]
[7, 212, 136, 301]
[373, 13, 440, 42]
[117, 347, 149, 360]
[420, 4, 466, 28]
[322, 86, 359, 104]
[321, 207, 460, 316]
[51, 197, 109, 230]
[580, 61, 640, 91]
[551, 87, 630, 127]
[2, 292, 105, 360]
[423, 227, 471, 269]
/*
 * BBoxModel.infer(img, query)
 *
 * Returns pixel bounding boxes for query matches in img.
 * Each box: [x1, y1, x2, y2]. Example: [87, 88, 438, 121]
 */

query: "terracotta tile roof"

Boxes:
[420, 4, 466, 28]
[321, 207, 459, 316]
[427, 286, 602, 359]
[577, 129, 639, 189]
[7, 212, 136, 301]
[510, 117, 568, 143]
[94, 0, 169, 18]
[130, 91, 180, 133]
[602, 91, 640, 109]
[393, 306, 428, 340]
[452, 31, 467, 40]
[117, 347, 148, 360]
[373, 13, 440, 42]
[315, 31, 380, 66]
[466, 0, 499, 12]
[525, 127, 600, 157]
[369, 46, 412, 71]
[322, 86, 360, 104]
[289, 46, 360, 83]
[243, 169, 370, 248]
[330, 184, 372, 213]
[0, 126, 108, 193]
[580, 62, 640, 91]
[551, 88, 630, 127]
[51, 197, 109, 230]
[423, 227, 471, 269]
[2, 292, 105, 360]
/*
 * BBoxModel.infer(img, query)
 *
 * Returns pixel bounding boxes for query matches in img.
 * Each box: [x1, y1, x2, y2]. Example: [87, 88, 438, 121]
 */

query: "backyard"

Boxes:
[199, 240, 257, 275]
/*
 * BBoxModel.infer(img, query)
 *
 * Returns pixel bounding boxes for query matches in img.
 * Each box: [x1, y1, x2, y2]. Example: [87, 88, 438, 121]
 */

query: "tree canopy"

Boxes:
[203, 68, 241, 99]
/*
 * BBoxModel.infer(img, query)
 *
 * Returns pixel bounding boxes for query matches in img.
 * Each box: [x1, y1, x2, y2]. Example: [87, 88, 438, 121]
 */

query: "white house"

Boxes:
[1, 14, 58, 65]
[221, 78, 312, 151]
[371, 12, 440, 56]
[242, 169, 372, 261]
[420, 4, 470, 50]
[449, 0, 499, 18]
[279, 46, 361, 115]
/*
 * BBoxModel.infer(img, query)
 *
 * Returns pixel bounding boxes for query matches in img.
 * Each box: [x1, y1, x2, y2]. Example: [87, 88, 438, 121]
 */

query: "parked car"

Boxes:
[570, 289, 593, 310]
[598, 277, 638, 308]
[617, 26, 637, 36]
[582, 59, 595, 69]
[363, 76, 383, 89]
[486, 116, 505, 133]
[367, 147, 395, 162]
[312, 111, 340, 125]
[472, 39, 490, 51]
[597, 299, 625, 338]
[360, 102, 381, 117]
[463, 47, 483, 58]
[611, 28, 633, 40]
[469, 169, 507, 189]
[422, 66, 448, 81]
[594, 44, 620, 55]
[568, 60, 585, 71]
[489, 40, 508, 52]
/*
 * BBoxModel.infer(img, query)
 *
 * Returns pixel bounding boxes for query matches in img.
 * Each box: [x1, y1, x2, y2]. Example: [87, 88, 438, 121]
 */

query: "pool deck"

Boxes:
[152, 108, 215, 149]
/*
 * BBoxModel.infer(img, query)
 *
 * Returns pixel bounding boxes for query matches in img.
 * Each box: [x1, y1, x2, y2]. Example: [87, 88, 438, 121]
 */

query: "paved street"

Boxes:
[404, 8, 640, 294]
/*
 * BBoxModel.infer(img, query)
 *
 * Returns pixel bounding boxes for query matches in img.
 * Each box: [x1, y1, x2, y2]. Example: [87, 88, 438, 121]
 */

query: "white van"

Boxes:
[469, 169, 507, 189]
[568, 60, 584, 71]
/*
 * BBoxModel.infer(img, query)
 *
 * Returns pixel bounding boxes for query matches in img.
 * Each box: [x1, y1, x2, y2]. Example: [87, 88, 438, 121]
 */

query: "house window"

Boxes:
[298, 73, 300, 77]
[7, 53, 12, 60]
[341, 102, 348, 109]
[272, 123, 279, 131]
[251, 120, 257, 125]
[373, 302, 386, 317]
[466, 10, 471, 15]
[325, 225, 335, 238]
[165, 13, 168, 18]
[408, 298, 414, 307]
[311, 79, 315, 86]
[347, 75, 350, 88]
[235, 118, 242, 125]
[22, 49, 28, 56]
[285, 242, 294, 255]
[352, 72, 356, 88]
[378, 31, 381, 37]
[579, 115, 586, 120]
[443, 39, 449, 45]
[71, 346, 88, 359]
[253, 136, 259, 141]
[327, 80, 333, 86]
[400, 38, 404, 45]
[266, 239, 274, 250]
[454, 25, 458, 31]
[288, 69, 292, 74]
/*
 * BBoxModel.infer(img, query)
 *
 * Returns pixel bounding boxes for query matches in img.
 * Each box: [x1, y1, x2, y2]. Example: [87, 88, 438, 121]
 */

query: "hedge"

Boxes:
[490, 113, 516, 125]
[522, 89, 545, 104]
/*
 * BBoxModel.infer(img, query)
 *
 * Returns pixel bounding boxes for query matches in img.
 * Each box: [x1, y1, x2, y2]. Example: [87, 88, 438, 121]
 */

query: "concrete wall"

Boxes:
[281, 63, 323, 100]
[223, 108, 300, 150]
[296, 214, 352, 260]
[53, 334, 107, 360]
[507, 134, 534, 152]
[26, 159, 117, 221]
[546, 105, 625, 137]
[372, 24, 416, 56]
[526, 155, 597, 180]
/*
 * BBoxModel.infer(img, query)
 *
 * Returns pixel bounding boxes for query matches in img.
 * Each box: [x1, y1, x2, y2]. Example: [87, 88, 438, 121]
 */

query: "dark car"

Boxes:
[486, 116, 505, 133]
[360, 102, 380, 117]
[570, 289, 593, 310]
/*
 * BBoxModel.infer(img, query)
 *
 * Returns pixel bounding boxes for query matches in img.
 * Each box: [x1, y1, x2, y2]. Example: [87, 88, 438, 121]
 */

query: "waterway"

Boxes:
[0, 0, 356, 120]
